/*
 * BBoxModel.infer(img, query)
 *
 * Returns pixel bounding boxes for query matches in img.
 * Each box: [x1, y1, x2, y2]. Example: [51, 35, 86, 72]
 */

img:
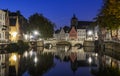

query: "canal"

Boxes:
[21, 46, 98, 76]
[0, 46, 120, 76]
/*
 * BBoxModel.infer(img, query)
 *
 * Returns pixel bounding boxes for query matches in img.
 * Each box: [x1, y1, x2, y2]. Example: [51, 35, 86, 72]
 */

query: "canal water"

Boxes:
[1, 46, 120, 76]
[20, 46, 98, 76]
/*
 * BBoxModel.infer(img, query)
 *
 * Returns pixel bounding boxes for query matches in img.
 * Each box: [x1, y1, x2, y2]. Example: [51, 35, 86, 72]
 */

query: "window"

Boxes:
[2, 14, 5, 20]
[0, 14, 2, 20]
[0, 33, 1, 38]
[5, 32, 9, 39]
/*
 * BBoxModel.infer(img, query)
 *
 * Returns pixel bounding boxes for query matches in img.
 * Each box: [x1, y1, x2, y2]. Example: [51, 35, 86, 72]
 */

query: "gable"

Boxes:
[60, 28, 65, 34]
[69, 26, 77, 34]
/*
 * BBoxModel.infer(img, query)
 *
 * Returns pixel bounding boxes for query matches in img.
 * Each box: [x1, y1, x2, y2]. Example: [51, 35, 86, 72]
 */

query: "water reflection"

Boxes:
[19, 46, 99, 76]
[0, 46, 120, 76]
[18, 52, 54, 76]
[0, 52, 9, 76]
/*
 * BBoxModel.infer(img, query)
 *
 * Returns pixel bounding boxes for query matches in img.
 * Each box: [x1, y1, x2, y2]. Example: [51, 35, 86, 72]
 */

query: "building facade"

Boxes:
[0, 10, 9, 43]
[70, 15, 95, 41]
[59, 28, 65, 40]
[54, 15, 96, 41]
[9, 11, 27, 42]
[9, 15, 20, 42]
[69, 26, 77, 40]
[77, 29, 86, 41]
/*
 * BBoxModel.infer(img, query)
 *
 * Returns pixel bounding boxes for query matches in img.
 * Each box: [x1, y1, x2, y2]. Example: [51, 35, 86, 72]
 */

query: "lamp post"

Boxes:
[33, 30, 39, 40]
[87, 30, 93, 40]
[26, 30, 39, 41]
[34, 31, 39, 35]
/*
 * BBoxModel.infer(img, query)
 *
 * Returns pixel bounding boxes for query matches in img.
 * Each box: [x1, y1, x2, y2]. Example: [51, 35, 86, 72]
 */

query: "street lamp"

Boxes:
[33, 30, 39, 35]
[87, 30, 93, 40]
[33, 30, 40, 41]
[88, 30, 93, 36]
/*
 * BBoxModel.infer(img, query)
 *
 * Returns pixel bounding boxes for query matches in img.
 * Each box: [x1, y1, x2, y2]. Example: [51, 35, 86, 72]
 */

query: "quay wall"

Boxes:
[83, 41, 95, 47]
[104, 41, 120, 53]
[83, 40, 120, 52]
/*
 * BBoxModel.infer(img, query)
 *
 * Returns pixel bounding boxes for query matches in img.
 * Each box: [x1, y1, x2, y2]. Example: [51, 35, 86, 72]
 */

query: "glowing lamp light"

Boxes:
[12, 32, 17, 37]
[29, 50, 33, 56]
[30, 35, 33, 39]
[24, 34, 28, 40]
[95, 53, 98, 57]
[88, 31, 93, 35]
[24, 51, 28, 57]
[12, 54, 17, 61]
[34, 31, 39, 35]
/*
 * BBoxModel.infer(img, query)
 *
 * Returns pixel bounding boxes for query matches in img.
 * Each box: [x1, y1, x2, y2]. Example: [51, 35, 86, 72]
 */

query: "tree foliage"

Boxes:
[96, 0, 120, 29]
[28, 13, 55, 39]
[17, 40, 29, 54]
[63, 26, 70, 32]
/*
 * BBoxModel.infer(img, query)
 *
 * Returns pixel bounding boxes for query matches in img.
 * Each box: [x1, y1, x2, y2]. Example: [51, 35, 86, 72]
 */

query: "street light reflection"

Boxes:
[34, 56, 38, 63]
[23, 51, 28, 57]
[29, 50, 33, 56]
[88, 57, 92, 64]
[34, 30, 39, 35]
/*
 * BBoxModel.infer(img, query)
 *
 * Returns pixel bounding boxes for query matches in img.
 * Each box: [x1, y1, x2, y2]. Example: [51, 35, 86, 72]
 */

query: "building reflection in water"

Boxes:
[0, 51, 9, 76]
[1, 45, 120, 76]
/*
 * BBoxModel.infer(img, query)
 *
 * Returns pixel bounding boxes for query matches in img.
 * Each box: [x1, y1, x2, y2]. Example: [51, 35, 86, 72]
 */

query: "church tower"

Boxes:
[71, 14, 78, 28]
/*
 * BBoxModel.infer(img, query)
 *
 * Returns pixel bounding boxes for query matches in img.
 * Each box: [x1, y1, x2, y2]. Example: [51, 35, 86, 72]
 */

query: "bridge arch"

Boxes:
[43, 40, 84, 48]
[56, 41, 71, 45]
[44, 43, 53, 49]
[74, 43, 83, 49]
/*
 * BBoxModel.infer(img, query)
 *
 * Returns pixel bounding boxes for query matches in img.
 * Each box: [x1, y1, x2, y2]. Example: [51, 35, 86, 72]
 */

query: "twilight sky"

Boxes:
[0, 0, 103, 29]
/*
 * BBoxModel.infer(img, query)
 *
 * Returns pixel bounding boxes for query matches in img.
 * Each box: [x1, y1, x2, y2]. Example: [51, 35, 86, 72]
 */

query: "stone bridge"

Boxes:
[44, 40, 84, 47]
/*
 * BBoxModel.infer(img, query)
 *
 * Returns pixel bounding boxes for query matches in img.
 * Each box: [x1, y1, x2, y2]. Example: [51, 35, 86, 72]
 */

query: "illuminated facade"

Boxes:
[9, 11, 27, 42]
[70, 14, 94, 41]
[54, 15, 95, 41]
[9, 16, 20, 42]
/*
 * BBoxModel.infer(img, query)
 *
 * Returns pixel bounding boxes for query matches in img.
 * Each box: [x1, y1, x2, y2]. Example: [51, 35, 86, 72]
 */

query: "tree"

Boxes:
[94, 0, 120, 72]
[28, 13, 55, 39]
[95, 0, 120, 39]
[63, 26, 70, 32]
[17, 40, 29, 54]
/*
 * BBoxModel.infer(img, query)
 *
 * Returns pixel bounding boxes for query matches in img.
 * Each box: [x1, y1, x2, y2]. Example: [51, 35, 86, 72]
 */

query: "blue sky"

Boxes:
[0, 0, 103, 29]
